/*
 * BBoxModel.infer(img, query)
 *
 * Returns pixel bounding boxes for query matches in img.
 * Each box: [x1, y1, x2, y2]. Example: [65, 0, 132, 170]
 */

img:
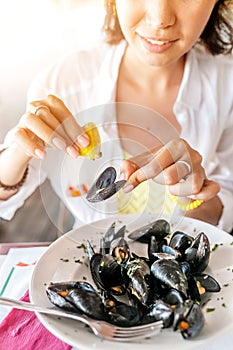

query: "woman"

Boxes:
[0, 0, 232, 231]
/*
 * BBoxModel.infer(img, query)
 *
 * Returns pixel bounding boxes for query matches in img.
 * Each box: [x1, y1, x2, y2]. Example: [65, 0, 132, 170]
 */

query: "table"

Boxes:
[0, 242, 50, 322]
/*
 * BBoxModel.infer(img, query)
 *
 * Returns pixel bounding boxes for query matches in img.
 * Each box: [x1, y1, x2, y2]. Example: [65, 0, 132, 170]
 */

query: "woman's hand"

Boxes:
[14, 95, 90, 159]
[119, 138, 220, 201]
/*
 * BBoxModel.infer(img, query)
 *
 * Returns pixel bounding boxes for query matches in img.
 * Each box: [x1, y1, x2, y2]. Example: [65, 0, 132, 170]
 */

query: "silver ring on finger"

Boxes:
[32, 105, 50, 116]
[177, 160, 192, 175]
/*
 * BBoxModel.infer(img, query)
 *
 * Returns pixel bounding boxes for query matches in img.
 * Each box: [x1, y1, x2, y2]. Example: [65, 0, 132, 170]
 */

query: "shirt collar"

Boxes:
[175, 47, 202, 111]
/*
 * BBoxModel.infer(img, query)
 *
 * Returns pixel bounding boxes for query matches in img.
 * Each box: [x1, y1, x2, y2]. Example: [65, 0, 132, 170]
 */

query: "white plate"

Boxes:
[30, 214, 233, 350]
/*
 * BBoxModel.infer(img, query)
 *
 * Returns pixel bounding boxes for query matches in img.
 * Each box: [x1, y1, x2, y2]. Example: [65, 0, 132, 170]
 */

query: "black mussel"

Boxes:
[162, 289, 186, 306]
[148, 236, 168, 264]
[88, 245, 127, 295]
[169, 231, 194, 255]
[99, 222, 116, 254]
[184, 232, 210, 273]
[151, 259, 189, 297]
[148, 299, 174, 328]
[46, 281, 82, 312]
[46, 281, 106, 319]
[65, 282, 106, 319]
[101, 222, 126, 254]
[100, 224, 126, 255]
[180, 262, 201, 302]
[128, 219, 170, 244]
[86, 167, 126, 202]
[110, 237, 131, 264]
[174, 300, 205, 339]
[194, 273, 221, 293]
[126, 258, 151, 304]
[103, 292, 141, 327]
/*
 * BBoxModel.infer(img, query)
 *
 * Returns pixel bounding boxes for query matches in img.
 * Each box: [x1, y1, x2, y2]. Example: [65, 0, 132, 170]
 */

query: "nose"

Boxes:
[145, 0, 176, 29]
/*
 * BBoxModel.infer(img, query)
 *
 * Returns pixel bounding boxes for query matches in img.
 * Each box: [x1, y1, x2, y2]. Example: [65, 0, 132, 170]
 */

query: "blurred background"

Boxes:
[0, 0, 104, 141]
[0, 0, 104, 242]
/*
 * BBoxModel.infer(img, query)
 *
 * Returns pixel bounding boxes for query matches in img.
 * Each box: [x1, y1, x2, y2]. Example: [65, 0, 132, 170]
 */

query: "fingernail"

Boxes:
[188, 195, 197, 200]
[52, 137, 66, 151]
[35, 149, 45, 159]
[76, 134, 89, 148]
[123, 183, 134, 193]
[66, 145, 79, 159]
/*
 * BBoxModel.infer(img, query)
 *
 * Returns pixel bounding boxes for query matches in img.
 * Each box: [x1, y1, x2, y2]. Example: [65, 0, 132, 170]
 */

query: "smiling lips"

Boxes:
[146, 38, 170, 45]
[138, 34, 177, 53]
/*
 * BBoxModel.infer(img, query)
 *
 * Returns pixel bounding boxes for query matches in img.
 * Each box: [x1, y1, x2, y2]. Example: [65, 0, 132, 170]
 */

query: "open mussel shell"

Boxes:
[174, 300, 205, 339]
[46, 281, 106, 319]
[169, 231, 194, 255]
[184, 232, 210, 273]
[194, 273, 221, 293]
[103, 292, 141, 327]
[86, 166, 126, 202]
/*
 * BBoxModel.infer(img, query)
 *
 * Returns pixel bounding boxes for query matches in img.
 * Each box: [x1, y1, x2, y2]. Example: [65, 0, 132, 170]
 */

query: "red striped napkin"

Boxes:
[0, 290, 72, 350]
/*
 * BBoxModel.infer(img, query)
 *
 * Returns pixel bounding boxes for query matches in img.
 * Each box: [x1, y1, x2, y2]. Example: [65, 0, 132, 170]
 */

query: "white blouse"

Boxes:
[1, 40, 233, 232]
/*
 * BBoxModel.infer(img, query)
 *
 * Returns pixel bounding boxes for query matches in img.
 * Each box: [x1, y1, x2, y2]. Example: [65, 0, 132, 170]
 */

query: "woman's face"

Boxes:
[116, 0, 218, 67]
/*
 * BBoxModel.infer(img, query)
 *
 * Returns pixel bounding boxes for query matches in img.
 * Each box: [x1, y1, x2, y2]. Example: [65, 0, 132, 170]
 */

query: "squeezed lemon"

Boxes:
[79, 122, 102, 160]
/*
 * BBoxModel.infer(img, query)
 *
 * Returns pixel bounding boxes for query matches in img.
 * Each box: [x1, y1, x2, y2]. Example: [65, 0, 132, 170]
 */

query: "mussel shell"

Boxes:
[162, 289, 185, 306]
[90, 253, 126, 295]
[100, 224, 127, 254]
[86, 166, 126, 202]
[184, 232, 210, 273]
[104, 293, 141, 327]
[65, 284, 106, 319]
[194, 273, 221, 293]
[109, 304, 141, 326]
[128, 219, 170, 243]
[46, 282, 81, 312]
[126, 258, 151, 304]
[176, 301, 205, 339]
[151, 259, 188, 297]
[169, 231, 194, 255]
[148, 299, 174, 328]
[46, 281, 106, 319]
[110, 237, 130, 264]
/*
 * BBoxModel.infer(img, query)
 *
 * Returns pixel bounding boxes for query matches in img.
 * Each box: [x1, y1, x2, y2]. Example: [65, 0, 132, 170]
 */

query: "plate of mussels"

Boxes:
[30, 214, 233, 350]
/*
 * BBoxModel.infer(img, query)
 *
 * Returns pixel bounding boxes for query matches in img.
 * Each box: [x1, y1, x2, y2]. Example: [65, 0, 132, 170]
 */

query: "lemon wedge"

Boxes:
[79, 122, 102, 160]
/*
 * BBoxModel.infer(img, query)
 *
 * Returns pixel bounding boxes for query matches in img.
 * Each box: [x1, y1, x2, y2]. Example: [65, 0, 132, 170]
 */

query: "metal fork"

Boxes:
[0, 297, 163, 342]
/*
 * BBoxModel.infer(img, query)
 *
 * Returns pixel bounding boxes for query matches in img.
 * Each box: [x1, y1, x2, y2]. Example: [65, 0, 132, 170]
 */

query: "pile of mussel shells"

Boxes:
[46, 219, 221, 340]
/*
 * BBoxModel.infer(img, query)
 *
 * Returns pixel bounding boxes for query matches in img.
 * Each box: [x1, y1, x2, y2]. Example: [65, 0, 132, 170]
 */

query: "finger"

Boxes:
[126, 141, 187, 185]
[14, 127, 46, 159]
[21, 112, 67, 151]
[26, 105, 82, 158]
[168, 169, 206, 197]
[152, 161, 193, 185]
[29, 105, 73, 145]
[119, 159, 139, 180]
[31, 95, 90, 148]
[188, 179, 221, 201]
